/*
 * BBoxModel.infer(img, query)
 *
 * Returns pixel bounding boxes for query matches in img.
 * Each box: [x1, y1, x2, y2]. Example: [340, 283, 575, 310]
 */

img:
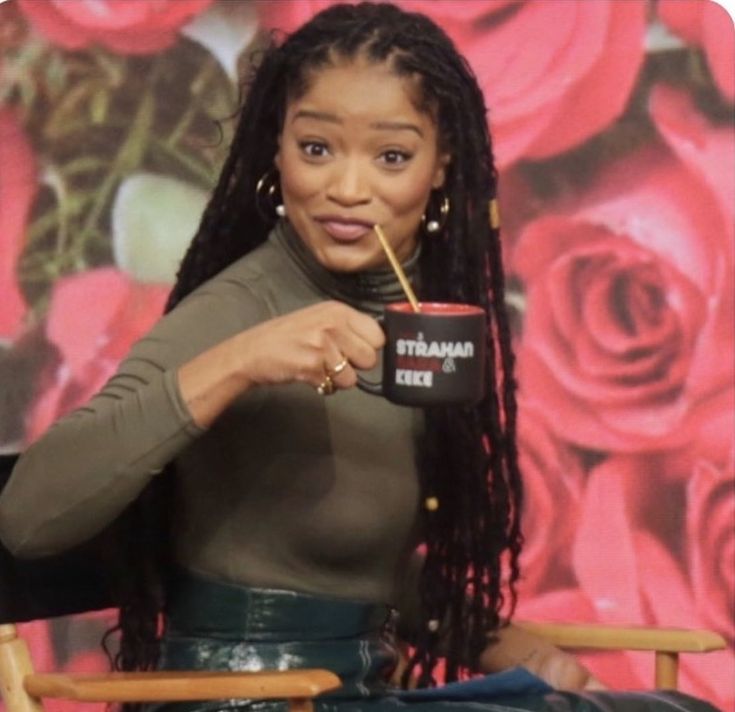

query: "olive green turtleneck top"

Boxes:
[0, 221, 424, 607]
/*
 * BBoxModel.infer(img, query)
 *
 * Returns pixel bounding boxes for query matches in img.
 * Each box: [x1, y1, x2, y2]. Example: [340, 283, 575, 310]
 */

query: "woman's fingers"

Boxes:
[325, 304, 386, 390]
[323, 303, 385, 386]
[320, 340, 356, 391]
[300, 302, 382, 392]
[239, 301, 383, 392]
[345, 308, 385, 350]
[330, 326, 378, 373]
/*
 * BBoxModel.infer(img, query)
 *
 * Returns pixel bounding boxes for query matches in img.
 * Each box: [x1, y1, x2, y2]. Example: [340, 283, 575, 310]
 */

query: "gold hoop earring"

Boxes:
[255, 170, 285, 220]
[421, 191, 450, 235]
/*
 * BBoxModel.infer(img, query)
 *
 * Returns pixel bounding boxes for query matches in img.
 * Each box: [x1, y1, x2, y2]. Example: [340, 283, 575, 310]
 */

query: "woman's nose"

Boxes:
[326, 159, 371, 205]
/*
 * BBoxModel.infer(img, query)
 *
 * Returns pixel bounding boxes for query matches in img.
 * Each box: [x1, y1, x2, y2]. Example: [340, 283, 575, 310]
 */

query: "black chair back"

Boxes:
[0, 453, 117, 624]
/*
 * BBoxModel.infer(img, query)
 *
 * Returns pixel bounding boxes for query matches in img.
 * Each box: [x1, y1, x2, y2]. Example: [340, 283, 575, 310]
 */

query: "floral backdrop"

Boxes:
[0, 0, 733, 709]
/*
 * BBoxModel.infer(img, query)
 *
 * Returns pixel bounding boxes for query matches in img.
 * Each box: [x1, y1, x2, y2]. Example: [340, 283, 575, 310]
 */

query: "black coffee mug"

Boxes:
[358, 302, 486, 406]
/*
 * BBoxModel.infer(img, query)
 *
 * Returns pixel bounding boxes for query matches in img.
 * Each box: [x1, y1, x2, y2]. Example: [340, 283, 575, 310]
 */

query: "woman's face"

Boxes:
[275, 57, 449, 273]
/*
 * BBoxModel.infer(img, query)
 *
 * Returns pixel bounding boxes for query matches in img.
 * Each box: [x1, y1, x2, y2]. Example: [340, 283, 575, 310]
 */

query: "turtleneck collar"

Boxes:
[270, 219, 421, 315]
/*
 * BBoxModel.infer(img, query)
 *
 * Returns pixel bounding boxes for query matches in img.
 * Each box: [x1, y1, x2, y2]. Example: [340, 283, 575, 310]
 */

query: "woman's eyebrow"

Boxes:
[291, 110, 423, 137]
[292, 109, 341, 124]
[370, 120, 424, 137]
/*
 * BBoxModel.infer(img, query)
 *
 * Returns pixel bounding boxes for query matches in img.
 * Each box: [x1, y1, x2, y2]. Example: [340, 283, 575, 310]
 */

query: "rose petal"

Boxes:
[18, 0, 215, 54]
[702, 1, 735, 102]
[657, 0, 703, 46]
[28, 269, 168, 440]
[182, 1, 258, 82]
[111, 173, 207, 284]
[44, 268, 168, 380]
[0, 110, 35, 340]
[658, 0, 735, 103]
[573, 459, 644, 624]
[687, 460, 735, 639]
[516, 400, 583, 594]
[650, 84, 734, 249]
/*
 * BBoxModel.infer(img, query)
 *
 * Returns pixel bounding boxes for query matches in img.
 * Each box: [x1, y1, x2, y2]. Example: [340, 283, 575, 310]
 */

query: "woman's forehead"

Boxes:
[285, 57, 435, 128]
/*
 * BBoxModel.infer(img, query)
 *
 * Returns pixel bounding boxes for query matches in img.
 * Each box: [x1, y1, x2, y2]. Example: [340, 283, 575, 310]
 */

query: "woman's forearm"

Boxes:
[177, 330, 254, 429]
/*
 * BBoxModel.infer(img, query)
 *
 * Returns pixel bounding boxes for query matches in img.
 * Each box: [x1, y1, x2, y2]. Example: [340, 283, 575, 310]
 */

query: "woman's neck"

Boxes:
[271, 219, 421, 315]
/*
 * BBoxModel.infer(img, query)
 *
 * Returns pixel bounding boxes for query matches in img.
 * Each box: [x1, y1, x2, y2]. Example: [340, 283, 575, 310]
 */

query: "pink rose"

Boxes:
[258, 1, 646, 167]
[687, 458, 735, 643]
[0, 110, 36, 340]
[607, 392, 735, 650]
[18, 0, 215, 55]
[659, 388, 734, 481]
[572, 457, 734, 707]
[512, 86, 733, 452]
[256, 0, 514, 35]
[405, 0, 646, 167]
[516, 400, 584, 596]
[256, 0, 331, 35]
[658, 0, 735, 103]
[26, 268, 169, 442]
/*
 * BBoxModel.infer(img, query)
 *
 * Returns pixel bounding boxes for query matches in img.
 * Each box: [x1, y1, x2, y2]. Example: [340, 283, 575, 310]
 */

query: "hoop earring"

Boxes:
[255, 170, 285, 220]
[421, 191, 450, 235]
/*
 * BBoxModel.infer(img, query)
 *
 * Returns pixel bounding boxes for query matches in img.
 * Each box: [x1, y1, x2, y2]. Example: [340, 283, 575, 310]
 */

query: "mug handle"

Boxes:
[356, 373, 382, 396]
[356, 314, 384, 397]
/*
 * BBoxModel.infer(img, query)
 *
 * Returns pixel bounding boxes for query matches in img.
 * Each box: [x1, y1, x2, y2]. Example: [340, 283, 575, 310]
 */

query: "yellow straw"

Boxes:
[373, 224, 421, 312]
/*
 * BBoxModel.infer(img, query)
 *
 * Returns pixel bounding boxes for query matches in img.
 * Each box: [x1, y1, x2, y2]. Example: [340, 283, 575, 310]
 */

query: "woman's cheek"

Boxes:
[380, 166, 435, 218]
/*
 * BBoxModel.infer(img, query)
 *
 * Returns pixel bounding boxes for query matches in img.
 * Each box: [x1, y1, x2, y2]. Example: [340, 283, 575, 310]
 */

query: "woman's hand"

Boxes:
[178, 301, 384, 428]
[236, 300, 384, 390]
[479, 624, 607, 690]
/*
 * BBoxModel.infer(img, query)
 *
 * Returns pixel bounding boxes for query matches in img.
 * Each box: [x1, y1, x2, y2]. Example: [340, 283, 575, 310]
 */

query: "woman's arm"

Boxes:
[479, 624, 606, 690]
[178, 299, 383, 429]
[0, 281, 383, 558]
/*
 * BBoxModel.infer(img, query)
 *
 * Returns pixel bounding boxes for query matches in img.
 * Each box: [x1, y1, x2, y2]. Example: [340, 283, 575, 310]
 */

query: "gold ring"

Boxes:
[316, 375, 336, 396]
[326, 356, 349, 378]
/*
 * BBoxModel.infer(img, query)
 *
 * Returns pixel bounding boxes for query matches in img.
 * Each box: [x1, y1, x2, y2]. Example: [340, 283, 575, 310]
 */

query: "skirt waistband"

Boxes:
[165, 569, 394, 642]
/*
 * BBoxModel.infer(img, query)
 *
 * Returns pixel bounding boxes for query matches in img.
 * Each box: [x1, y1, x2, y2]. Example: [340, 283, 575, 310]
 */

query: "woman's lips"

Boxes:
[317, 218, 373, 242]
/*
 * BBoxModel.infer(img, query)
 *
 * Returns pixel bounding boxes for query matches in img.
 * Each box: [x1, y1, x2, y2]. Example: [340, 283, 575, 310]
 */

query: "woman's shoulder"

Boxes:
[138, 244, 280, 363]
[198, 241, 274, 295]
[182, 232, 318, 320]
[193, 237, 294, 302]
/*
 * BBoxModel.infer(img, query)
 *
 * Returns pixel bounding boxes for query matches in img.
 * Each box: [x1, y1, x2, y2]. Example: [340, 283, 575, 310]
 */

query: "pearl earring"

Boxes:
[275, 204, 286, 217]
[421, 192, 450, 236]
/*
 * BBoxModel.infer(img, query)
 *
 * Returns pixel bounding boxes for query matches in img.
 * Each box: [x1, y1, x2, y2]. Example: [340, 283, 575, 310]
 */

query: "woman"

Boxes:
[0, 3, 718, 711]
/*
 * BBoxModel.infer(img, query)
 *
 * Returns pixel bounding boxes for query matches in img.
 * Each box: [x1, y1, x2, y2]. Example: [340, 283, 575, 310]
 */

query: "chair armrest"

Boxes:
[516, 620, 727, 653]
[24, 669, 341, 702]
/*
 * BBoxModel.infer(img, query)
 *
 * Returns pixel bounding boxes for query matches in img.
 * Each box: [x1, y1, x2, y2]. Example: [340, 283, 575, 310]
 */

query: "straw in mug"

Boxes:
[373, 224, 420, 312]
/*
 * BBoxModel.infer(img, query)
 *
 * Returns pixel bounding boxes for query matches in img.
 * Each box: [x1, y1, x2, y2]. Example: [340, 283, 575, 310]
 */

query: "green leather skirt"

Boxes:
[151, 570, 720, 712]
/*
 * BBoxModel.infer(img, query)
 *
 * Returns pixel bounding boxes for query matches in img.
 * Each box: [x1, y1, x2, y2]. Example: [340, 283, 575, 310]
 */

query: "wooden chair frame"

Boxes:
[0, 618, 726, 712]
[0, 622, 340, 712]
[517, 620, 726, 690]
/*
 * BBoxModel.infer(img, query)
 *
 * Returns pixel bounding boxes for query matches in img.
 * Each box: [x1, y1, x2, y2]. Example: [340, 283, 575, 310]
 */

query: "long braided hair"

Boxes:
[113, 2, 523, 688]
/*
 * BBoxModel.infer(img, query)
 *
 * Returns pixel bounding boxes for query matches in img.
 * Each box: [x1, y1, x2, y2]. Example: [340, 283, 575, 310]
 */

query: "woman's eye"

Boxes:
[380, 149, 412, 166]
[299, 141, 330, 158]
